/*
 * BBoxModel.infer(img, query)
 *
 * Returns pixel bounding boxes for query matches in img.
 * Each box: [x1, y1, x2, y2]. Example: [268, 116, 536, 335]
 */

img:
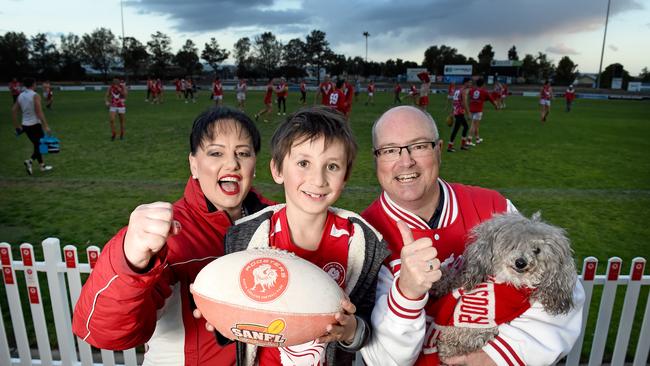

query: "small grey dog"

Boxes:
[431, 212, 577, 358]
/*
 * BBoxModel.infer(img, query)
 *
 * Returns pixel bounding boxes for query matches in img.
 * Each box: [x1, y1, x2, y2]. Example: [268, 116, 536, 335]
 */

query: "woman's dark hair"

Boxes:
[190, 106, 261, 155]
[271, 106, 357, 180]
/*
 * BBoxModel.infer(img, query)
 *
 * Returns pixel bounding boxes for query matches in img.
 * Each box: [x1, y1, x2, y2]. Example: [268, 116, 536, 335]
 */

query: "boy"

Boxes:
[224, 106, 389, 365]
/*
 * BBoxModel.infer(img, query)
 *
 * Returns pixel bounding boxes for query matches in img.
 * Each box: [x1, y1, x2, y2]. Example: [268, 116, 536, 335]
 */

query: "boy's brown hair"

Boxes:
[271, 106, 358, 180]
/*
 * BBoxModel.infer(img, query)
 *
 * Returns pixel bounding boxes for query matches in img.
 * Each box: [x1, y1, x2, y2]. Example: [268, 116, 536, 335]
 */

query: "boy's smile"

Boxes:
[271, 136, 347, 217]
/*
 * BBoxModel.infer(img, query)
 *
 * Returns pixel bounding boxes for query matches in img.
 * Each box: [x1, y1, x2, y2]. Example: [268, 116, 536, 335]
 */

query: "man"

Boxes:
[316, 75, 333, 106]
[447, 77, 472, 152]
[565, 84, 576, 112]
[105, 77, 128, 140]
[212, 77, 224, 106]
[394, 82, 402, 104]
[540, 80, 553, 122]
[12, 78, 53, 174]
[467, 78, 498, 146]
[365, 80, 376, 106]
[9, 78, 21, 104]
[327, 79, 348, 115]
[359, 105, 584, 366]
[417, 72, 431, 112]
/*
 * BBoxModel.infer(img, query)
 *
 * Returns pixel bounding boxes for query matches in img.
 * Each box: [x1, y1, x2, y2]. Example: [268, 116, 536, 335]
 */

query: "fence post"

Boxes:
[0, 245, 16, 366]
[588, 257, 622, 366]
[42, 238, 77, 366]
[566, 256, 597, 366]
[64, 245, 94, 366]
[1, 243, 31, 366]
[20, 244, 53, 366]
[632, 271, 650, 366]
[611, 258, 645, 365]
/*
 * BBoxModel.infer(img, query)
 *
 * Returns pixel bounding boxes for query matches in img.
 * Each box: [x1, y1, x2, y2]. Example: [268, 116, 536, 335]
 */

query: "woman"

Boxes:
[72, 107, 274, 366]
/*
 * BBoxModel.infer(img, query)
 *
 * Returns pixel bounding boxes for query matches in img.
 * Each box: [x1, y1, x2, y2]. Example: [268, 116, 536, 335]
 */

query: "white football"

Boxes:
[191, 248, 344, 347]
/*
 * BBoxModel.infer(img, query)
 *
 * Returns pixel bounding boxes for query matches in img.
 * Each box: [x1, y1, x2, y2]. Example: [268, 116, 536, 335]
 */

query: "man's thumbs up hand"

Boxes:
[396, 221, 441, 299]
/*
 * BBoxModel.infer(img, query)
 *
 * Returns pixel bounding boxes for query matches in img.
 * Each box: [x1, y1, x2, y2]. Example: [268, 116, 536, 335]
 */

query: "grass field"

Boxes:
[1, 89, 649, 361]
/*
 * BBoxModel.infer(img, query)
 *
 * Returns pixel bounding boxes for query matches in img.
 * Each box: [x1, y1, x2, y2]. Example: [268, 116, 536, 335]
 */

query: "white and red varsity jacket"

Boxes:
[359, 179, 585, 366]
[72, 178, 274, 366]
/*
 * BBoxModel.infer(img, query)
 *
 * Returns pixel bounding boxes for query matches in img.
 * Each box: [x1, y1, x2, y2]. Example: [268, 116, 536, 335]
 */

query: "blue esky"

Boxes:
[2, 0, 648, 75]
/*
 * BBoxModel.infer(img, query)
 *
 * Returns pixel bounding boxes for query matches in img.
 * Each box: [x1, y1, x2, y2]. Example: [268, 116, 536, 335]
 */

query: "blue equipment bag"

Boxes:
[39, 135, 60, 154]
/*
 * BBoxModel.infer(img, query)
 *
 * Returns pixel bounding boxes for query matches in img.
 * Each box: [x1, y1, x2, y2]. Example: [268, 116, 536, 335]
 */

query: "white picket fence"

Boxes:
[0, 239, 649, 366]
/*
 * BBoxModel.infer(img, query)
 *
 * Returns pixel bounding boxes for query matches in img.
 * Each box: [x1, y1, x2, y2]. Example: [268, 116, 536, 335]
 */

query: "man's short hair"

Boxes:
[372, 106, 439, 147]
[22, 78, 35, 88]
[271, 106, 357, 180]
[336, 79, 345, 89]
[190, 106, 260, 155]
[462, 77, 471, 84]
[476, 78, 485, 87]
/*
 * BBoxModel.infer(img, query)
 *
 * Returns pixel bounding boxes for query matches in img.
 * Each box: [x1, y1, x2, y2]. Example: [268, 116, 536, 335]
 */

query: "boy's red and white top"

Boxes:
[224, 204, 390, 366]
[360, 179, 585, 366]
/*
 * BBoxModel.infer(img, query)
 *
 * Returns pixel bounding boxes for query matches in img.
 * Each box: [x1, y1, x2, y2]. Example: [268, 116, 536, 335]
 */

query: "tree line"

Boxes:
[1, 28, 648, 86]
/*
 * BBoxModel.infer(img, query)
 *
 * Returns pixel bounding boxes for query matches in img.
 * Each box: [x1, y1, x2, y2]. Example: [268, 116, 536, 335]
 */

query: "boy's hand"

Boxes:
[317, 298, 357, 344]
[15, 127, 23, 136]
[123, 202, 180, 270]
[192, 308, 217, 332]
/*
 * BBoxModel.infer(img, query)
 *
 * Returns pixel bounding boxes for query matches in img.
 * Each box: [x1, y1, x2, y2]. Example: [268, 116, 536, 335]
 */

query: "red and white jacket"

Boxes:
[359, 180, 585, 366]
[72, 178, 274, 366]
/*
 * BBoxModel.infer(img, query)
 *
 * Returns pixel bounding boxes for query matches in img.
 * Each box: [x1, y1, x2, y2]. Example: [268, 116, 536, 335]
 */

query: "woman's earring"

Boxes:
[253, 170, 256, 178]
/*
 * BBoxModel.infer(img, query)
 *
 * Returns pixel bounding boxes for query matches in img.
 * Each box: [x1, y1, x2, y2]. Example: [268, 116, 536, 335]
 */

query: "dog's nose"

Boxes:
[515, 258, 528, 269]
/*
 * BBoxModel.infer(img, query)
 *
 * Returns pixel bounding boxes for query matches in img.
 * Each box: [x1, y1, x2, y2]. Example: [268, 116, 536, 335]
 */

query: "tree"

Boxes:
[59, 33, 86, 80]
[508, 45, 519, 61]
[80, 28, 119, 82]
[147, 31, 173, 78]
[175, 39, 202, 77]
[0, 32, 31, 80]
[638, 67, 650, 82]
[477, 44, 495, 75]
[304, 30, 333, 83]
[282, 38, 307, 78]
[202, 38, 229, 77]
[123, 37, 149, 80]
[536, 52, 554, 80]
[555, 56, 578, 85]
[600, 63, 631, 89]
[253, 32, 282, 77]
[233, 37, 253, 78]
[423, 45, 467, 75]
[521, 54, 539, 82]
[30, 33, 60, 79]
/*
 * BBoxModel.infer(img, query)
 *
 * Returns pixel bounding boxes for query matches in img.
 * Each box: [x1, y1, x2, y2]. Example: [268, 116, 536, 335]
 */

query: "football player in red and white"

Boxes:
[299, 79, 307, 105]
[328, 79, 348, 115]
[360, 105, 584, 366]
[365, 80, 376, 106]
[9, 78, 21, 104]
[236, 78, 247, 110]
[105, 77, 128, 140]
[174, 78, 183, 99]
[212, 77, 224, 106]
[408, 84, 419, 105]
[275, 77, 288, 115]
[447, 78, 472, 152]
[467, 78, 498, 146]
[254, 78, 274, 122]
[540, 80, 553, 122]
[42, 80, 54, 109]
[565, 84, 576, 112]
[394, 82, 402, 104]
[417, 73, 431, 112]
[343, 79, 355, 119]
[315, 75, 333, 106]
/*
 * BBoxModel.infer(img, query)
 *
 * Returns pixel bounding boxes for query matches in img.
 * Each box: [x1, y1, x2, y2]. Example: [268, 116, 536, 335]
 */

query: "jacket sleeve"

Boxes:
[482, 281, 586, 366]
[72, 227, 172, 350]
[360, 265, 428, 366]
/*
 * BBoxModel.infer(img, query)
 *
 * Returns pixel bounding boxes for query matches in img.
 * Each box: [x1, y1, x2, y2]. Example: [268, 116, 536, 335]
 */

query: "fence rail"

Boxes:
[1, 238, 649, 366]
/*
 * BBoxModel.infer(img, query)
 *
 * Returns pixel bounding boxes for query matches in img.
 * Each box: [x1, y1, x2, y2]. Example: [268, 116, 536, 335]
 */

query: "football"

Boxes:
[191, 248, 344, 347]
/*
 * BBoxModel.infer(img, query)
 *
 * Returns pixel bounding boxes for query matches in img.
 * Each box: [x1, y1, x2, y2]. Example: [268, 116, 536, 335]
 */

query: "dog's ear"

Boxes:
[461, 218, 498, 290]
[535, 227, 576, 315]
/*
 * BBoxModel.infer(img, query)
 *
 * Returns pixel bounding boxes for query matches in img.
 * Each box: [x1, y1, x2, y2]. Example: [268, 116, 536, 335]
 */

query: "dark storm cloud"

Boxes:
[125, 0, 643, 51]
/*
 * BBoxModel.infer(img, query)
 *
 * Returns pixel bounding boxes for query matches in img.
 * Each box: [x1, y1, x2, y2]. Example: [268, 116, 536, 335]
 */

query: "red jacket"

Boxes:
[72, 178, 274, 366]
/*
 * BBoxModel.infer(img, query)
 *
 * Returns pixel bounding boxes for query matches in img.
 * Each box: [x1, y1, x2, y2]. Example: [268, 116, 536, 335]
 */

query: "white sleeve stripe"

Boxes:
[83, 274, 119, 341]
[169, 256, 219, 267]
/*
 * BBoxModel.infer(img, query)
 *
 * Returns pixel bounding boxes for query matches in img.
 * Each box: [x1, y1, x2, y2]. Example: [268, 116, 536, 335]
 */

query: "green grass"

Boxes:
[1, 89, 649, 361]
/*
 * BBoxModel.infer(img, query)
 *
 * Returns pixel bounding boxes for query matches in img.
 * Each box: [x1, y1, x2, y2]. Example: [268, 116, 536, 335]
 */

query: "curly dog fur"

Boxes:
[432, 212, 577, 358]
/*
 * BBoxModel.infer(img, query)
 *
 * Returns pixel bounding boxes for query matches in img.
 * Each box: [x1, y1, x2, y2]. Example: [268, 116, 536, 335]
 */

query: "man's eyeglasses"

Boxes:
[373, 141, 438, 161]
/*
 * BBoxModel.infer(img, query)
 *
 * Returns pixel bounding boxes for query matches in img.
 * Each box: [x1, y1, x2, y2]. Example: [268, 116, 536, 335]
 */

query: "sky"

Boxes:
[2, 0, 649, 75]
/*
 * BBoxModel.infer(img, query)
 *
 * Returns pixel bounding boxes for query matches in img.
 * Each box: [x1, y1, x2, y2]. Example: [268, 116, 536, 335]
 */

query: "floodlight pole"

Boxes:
[121, 0, 126, 79]
[596, 0, 611, 89]
[363, 32, 370, 62]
